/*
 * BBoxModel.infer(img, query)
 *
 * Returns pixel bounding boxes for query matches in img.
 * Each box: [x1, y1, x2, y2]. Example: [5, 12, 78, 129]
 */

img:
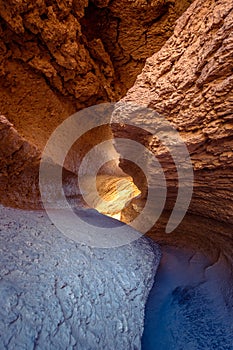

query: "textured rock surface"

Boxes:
[142, 246, 233, 349]
[113, 0, 233, 232]
[1, 1, 233, 349]
[0, 0, 232, 255]
[0, 115, 40, 207]
[0, 0, 116, 108]
[0, 0, 193, 209]
[0, 0, 192, 117]
[0, 205, 161, 350]
[0, 0, 112, 152]
[85, 174, 141, 217]
[0, 1, 233, 348]
[82, 0, 193, 94]
[0, 114, 82, 209]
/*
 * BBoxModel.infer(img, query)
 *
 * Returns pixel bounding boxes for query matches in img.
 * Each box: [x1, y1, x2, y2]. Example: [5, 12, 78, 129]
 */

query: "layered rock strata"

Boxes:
[112, 0, 233, 258]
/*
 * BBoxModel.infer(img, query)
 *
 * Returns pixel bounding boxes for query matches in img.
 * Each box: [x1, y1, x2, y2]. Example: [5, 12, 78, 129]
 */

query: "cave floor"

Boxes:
[1, 204, 232, 349]
[142, 245, 233, 350]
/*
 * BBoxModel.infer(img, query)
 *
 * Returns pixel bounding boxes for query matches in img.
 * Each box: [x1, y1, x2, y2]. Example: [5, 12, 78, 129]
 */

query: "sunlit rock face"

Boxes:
[0, 0, 232, 347]
[0, 205, 161, 350]
[83, 174, 141, 219]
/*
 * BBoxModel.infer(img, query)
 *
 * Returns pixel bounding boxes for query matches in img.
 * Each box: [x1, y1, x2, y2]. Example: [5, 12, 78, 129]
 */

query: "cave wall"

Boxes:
[0, 0, 193, 209]
[0, 0, 192, 148]
[81, 0, 193, 94]
[112, 0, 233, 258]
[0, 0, 114, 150]
[0, 0, 232, 250]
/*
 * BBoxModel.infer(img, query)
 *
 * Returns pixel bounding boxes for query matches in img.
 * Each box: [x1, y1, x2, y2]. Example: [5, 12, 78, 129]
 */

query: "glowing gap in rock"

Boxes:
[109, 212, 122, 220]
[94, 175, 141, 220]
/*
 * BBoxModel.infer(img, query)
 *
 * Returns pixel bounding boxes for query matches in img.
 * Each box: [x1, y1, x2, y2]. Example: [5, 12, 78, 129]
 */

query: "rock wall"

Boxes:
[0, 0, 192, 209]
[0, 114, 83, 208]
[1, 1, 233, 348]
[0, 0, 113, 151]
[0, 115, 40, 207]
[112, 0, 233, 257]
[0, 0, 232, 252]
[0, 0, 192, 124]
[81, 0, 193, 94]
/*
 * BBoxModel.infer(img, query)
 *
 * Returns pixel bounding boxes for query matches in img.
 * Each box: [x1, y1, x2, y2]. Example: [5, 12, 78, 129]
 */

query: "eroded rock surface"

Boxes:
[0, 0, 192, 151]
[0, 0, 116, 107]
[0, 0, 192, 113]
[0, 205, 161, 350]
[0, 115, 40, 207]
[113, 0, 233, 235]
[82, 0, 193, 94]
[0, 114, 83, 208]
[0, 0, 232, 255]
[0, 0, 194, 210]
[0, 1, 232, 348]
